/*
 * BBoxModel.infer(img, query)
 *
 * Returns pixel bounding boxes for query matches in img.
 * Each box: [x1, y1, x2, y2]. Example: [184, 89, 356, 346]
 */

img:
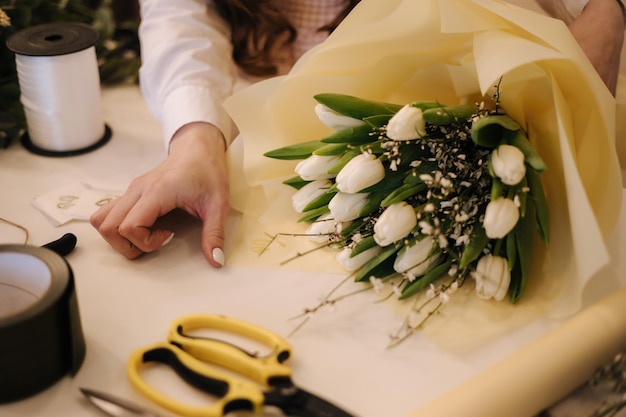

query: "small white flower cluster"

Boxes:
[265, 92, 549, 337]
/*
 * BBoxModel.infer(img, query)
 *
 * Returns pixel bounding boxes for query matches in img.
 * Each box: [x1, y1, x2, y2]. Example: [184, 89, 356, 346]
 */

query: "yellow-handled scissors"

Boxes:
[123, 314, 357, 417]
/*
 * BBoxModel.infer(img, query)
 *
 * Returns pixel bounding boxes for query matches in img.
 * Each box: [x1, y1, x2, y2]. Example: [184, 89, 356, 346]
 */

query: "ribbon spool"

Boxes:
[0, 245, 86, 403]
[6, 22, 112, 157]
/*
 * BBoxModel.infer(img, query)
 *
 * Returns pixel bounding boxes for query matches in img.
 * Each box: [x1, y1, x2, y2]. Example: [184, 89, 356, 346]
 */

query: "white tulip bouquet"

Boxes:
[263, 90, 550, 344]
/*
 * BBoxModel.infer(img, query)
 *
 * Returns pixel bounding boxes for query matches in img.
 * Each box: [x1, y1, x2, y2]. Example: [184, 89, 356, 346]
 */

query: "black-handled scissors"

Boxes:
[122, 314, 357, 417]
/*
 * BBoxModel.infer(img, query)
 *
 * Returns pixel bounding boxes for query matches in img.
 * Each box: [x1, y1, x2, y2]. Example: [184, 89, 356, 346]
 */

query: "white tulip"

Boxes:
[491, 144, 526, 185]
[328, 192, 369, 222]
[483, 197, 519, 239]
[386, 104, 426, 141]
[295, 154, 340, 181]
[315, 104, 366, 130]
[373, 202, 417, 247]
[306, 213, 342, 243]
[393, 236, 440, 278]
[335, 153, 385, 193]
[336, 245, 383, 271]
[474, 254, 510, 301]
[291, 179, 332, 213]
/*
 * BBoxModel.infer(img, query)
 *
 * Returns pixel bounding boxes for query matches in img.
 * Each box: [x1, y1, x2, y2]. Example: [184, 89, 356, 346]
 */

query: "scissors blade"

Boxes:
[266, 386, 358, 417]
[79, 388, 161, 417]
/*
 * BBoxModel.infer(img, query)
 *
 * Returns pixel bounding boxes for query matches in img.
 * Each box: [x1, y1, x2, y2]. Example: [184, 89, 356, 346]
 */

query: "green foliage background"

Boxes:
[0, 0, 140, 149]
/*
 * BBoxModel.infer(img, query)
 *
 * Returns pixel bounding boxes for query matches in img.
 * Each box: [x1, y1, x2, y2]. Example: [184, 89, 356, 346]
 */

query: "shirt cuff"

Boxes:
[564, 0, 590, 19]
[160, 84, 235, 150]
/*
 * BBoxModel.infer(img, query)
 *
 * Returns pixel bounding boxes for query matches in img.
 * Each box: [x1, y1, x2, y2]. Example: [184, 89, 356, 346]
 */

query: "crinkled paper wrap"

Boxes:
[224, 0, 623, 337]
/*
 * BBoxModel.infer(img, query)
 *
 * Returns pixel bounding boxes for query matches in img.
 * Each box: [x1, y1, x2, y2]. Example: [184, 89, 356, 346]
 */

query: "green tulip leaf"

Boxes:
[423, 105, 478, 126]
[380, 183, 426, 207]
[351, 235, 379, 257]
[507, 130, 547, 173]
[360, 141, 385, 155]
[341, 218, 366, 237]
[403, 162, 438, 185]
[516, 177, 529, 218]
[526, 169, 550, 245]
[358, 192, 387, 217]
[297, 206, 330, 223]
[327, 150, 361, 175]
[397, 143, 432, 165]
[354, 245, 401, 282]
[490, 176, 504, 201]
[471, 114, 521, 148]
[459, 224, 490, 270]
[302, 190, 337, 213]
[410, 101, 448, 111]
[314, 93, 403, 119]
[282, 176, 309, 190]
[360, 169, 405, 193]
[509, 201, 535, 303]
[363, 115, 392, 128]
[264, 140, 326, 160]
[506, 231, 517, 271]
[313, 143, 350, 156]
[320, 124, 377, 145]
[399, 260, 452, 300]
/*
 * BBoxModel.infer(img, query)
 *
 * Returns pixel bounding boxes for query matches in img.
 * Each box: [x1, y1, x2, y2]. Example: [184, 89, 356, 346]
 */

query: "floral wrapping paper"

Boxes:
[224, 0, 623, 344]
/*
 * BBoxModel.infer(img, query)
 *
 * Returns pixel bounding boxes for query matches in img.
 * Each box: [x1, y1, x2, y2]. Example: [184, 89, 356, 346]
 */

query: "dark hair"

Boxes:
[212, 0, 360, 76]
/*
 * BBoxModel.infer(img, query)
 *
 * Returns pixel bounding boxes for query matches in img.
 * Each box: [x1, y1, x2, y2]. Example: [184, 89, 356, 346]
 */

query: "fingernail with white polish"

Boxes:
[212, 247, 225, 267]
[161, 233, 175, 247]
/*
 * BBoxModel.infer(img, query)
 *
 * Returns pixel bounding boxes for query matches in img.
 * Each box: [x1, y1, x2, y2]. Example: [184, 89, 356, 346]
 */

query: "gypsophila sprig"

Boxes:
[263, 87, 550, 346]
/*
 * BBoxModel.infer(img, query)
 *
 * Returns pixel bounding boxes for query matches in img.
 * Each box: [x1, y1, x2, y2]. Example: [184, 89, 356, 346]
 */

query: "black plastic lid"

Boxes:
[6, 22, 99, 57]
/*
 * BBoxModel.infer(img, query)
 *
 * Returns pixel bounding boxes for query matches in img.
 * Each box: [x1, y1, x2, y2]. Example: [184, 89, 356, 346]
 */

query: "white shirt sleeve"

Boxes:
[138, 0, 237, 148]
[534, 0, 590, 24]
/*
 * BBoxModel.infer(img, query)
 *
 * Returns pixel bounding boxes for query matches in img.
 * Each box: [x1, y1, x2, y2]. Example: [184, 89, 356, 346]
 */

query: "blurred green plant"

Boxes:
[0, 0, 140, 149]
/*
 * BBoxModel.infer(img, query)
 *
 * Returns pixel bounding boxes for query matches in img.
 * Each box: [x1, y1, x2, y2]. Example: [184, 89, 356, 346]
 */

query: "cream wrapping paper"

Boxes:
[409, 286, 626, 417]
[224, 0, 623, 341]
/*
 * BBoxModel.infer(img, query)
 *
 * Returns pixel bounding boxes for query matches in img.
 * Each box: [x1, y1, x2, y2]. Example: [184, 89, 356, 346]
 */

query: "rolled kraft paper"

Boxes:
[6, 22, 110, 156]
[0, 245, 86, 404]
[408, 287, 626, 417]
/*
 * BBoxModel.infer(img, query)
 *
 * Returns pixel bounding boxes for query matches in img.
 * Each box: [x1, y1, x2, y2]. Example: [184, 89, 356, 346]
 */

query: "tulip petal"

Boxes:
[483, 197, 519, 239]
[315, 104, 366, 130]
[491, 144, 526, 186]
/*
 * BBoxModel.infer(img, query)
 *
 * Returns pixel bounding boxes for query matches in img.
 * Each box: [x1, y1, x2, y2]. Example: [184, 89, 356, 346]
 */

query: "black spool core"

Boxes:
[6, 22, 100, 56]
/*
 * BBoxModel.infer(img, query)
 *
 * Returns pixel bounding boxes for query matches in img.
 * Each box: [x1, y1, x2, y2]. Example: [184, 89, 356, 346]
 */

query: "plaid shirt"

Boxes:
[270, 0, 347, 73]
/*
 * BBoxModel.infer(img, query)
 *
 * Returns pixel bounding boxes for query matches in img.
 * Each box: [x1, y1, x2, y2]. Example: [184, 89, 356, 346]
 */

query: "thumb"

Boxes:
[200, 212, 227, 268]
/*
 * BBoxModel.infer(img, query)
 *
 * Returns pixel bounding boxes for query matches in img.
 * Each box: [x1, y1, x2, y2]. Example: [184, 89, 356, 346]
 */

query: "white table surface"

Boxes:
[1, 85, 624, 417]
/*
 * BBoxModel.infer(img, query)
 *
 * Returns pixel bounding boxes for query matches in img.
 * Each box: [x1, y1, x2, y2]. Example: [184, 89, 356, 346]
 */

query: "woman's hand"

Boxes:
[90, 122, 229, 268]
